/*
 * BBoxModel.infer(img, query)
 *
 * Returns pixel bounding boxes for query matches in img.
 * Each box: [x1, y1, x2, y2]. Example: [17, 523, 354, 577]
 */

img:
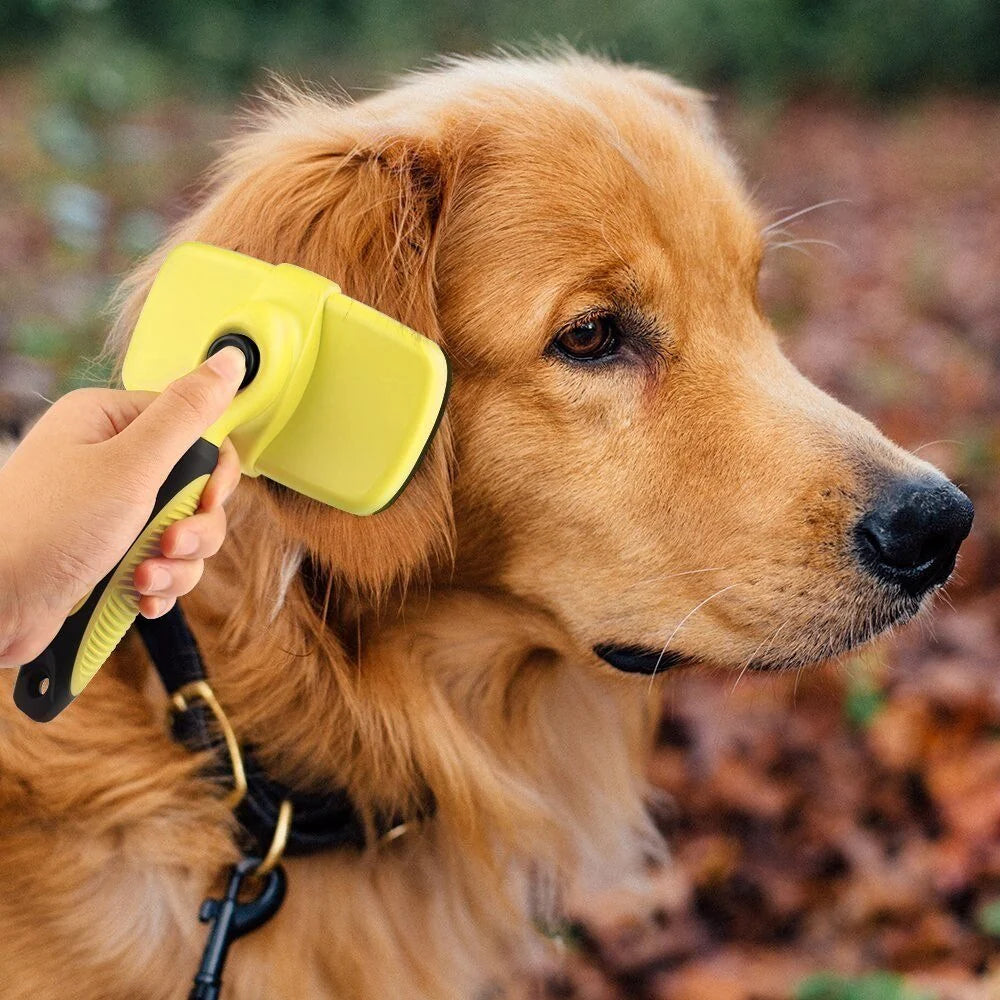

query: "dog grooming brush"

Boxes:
[14, 242, 449, 722]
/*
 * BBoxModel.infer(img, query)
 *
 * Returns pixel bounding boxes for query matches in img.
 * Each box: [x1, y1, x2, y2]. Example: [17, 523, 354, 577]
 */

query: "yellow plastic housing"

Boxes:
[123, 242, 448, 515]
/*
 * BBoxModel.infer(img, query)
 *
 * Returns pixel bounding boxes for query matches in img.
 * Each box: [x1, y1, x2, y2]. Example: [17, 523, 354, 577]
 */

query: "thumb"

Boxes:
[117, 347, 246, 474]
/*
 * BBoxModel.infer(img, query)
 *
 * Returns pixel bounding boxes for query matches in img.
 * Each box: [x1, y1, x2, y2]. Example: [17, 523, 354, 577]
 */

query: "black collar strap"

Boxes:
[135, 604, 417, 857]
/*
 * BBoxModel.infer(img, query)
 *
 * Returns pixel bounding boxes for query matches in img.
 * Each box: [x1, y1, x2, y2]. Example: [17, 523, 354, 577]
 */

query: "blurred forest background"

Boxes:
[1, 3, 998, 999]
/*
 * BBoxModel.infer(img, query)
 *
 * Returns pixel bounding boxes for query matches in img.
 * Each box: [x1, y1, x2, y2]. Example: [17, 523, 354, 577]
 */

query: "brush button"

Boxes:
[208, 333, 260, 390]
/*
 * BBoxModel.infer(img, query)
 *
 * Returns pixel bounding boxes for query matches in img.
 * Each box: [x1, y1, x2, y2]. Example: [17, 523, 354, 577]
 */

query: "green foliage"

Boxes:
[845, 675, 887, 729]
[797, 971, 935, 1000]
[11, 320, 67, 361]
[2, 0, 999, 101]
[978, 899, 1000, 937]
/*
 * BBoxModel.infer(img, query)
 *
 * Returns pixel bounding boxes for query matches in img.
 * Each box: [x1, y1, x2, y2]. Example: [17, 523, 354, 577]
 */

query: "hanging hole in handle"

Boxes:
[27, 672, 50, 698]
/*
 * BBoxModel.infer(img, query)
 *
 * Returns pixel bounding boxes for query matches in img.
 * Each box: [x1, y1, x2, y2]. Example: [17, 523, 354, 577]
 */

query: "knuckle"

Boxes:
[205, 516, 227, 555]
[52, 388, 96, 415]
[180, 562, 205, 594]
[166, 377, 217, 418]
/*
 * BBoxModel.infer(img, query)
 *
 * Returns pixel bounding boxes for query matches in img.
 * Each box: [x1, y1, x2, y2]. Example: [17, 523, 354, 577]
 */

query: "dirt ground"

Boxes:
[2, 79, 998, 1000]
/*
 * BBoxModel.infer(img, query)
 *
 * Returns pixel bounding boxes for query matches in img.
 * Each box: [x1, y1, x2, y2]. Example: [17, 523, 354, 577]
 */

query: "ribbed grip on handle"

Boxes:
[14, 438, 219, 722]
[71, 474, 208, 694]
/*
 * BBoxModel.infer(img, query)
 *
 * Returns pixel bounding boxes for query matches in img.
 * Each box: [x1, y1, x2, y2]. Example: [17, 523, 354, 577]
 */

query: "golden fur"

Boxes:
[0, 52, 947, 998]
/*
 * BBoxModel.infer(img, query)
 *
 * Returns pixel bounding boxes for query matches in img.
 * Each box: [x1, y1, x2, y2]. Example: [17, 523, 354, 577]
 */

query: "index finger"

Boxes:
[198, 438, 241, 511]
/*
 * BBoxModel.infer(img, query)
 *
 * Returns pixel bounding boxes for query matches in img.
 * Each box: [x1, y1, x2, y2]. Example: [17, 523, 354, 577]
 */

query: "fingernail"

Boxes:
[205, 345, 246, 387]
[146, 567, 172, 594]
[143, 597, 170, 620]
[171, 531, 197, 556]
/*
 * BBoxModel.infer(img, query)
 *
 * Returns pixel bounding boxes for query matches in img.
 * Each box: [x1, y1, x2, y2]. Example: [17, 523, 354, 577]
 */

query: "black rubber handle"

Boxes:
[13, 438, 219, 723]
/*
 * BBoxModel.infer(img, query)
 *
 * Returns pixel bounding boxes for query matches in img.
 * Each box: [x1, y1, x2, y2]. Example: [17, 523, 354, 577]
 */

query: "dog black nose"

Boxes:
[855, 478, 973, 596]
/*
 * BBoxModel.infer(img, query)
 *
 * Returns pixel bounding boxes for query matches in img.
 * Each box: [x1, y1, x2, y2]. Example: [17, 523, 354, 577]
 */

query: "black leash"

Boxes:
[134, 604, 424, 998]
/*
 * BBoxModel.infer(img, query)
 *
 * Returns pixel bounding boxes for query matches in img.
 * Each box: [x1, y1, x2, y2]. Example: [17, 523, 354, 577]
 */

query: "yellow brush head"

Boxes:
[122, 242, 448, 514]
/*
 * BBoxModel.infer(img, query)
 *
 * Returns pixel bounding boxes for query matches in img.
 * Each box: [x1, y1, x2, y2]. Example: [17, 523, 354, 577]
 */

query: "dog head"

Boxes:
[428, 58, 974, 675]
[114, 53, 972, 677]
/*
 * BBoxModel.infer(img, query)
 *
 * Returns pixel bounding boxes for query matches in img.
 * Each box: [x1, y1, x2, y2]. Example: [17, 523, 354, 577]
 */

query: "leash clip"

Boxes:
[189, 856, 287, 1000]
[169, 680, 248, 809]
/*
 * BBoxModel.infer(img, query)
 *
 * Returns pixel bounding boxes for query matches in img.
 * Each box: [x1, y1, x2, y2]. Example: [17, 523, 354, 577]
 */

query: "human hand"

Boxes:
[0, 347, 246, 667]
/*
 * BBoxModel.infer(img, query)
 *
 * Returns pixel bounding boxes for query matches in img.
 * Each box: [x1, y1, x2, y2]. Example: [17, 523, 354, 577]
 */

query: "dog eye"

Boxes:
[553, 315, 621, 361]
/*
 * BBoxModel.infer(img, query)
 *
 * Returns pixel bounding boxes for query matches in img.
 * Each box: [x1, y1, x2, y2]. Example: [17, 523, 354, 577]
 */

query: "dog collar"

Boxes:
[134, 604, 429, 996]
[135, 604, 423, 858]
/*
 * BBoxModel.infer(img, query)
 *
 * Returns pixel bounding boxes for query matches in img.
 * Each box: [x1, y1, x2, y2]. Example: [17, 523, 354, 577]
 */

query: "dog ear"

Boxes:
[110, 89, 456, 599]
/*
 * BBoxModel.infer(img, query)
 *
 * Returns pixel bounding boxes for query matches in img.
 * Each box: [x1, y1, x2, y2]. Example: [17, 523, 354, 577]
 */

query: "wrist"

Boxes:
[0, 533, 26, 665]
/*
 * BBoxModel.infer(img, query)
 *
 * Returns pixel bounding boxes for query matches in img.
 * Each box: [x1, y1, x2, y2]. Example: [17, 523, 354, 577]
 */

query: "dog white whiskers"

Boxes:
[731, 620, 789, 696]
[647, 583, 740, 692]
[761, 198, 849, 235]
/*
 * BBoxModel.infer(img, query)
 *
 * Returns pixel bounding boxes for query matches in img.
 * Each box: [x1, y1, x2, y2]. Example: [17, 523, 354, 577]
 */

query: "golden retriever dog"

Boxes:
[0, 51, 973, 999]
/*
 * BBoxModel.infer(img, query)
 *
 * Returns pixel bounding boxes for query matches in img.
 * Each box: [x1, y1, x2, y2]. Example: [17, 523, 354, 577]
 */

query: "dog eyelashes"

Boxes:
[548, 307, 671, 372]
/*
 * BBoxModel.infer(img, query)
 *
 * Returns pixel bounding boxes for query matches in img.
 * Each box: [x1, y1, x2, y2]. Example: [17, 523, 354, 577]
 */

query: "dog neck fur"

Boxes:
[182, 487, 663, 996]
